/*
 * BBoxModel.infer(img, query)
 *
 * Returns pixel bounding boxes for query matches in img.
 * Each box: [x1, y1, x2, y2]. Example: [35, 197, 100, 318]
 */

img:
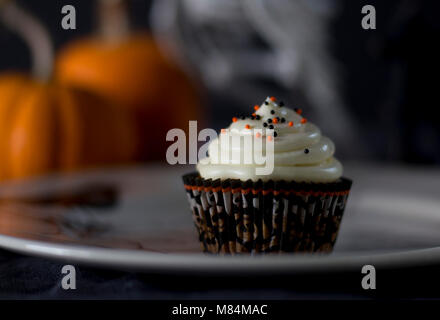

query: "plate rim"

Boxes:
[1, 233, 440, 275]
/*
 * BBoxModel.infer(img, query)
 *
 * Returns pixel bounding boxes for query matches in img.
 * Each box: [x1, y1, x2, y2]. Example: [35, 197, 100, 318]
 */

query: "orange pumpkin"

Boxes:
[0, 73, 137, 181]
[55, 34, 201, 161]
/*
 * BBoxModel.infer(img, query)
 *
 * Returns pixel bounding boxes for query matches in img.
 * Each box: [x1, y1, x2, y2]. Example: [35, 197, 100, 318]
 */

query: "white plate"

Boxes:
[0, 163, 439, 275]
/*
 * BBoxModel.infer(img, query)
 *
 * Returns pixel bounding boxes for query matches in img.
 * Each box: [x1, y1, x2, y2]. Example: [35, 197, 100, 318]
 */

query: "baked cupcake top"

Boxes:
[197, 97, 343, 182]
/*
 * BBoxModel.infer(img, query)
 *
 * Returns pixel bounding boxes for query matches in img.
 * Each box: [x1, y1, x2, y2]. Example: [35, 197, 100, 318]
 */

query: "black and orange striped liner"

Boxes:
[182, 172, 352, 255]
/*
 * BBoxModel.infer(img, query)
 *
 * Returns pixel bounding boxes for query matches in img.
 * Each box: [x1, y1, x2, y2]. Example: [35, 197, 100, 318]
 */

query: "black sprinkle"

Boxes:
[276, 117, 280, 121]
[279, 101, 284, 107]
[241, 116, 246, 120]
[256, 115, 261, 120]
[267, 118, 272, 123]
[274, 131, 278, 137]
[304, 148, 310, 154]
[263, 122, 267, 127]
[264, 101, 269, 105]
[269, 125, 274, 129]
[281, 118, 286, 123]
[251, 116, 255, 120]
[294, 108, 299, 112]
[270, 110, 275, 115]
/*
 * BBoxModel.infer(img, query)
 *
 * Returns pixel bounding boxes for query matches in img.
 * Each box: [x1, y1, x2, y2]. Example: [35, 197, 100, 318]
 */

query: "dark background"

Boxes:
[1, 0, 439, 164]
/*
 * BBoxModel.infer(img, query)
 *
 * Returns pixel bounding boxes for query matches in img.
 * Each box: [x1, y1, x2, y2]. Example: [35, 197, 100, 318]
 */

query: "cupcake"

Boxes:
[182, 97, 352, 254]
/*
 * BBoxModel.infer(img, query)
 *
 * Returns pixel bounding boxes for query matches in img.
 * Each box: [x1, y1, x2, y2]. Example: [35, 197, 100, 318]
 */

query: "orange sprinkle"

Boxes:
[252, 113, 256, 117]
[255, 132, 261, 138]
[221, 128, 227, 134]
[245, 124, 251, 129]
[270, 96, 276, 102]
[254, 105, 260, 111]
[288, 121, 294, 127]
[272, 117, 279, 124]
[267, 136, 273, 142]
[296, 108, 303, 115]
[232, 117, 238, 122]
[301, 118, 307, 124]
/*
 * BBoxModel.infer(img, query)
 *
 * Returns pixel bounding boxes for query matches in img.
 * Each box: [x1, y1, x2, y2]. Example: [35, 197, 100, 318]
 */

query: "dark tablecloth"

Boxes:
[2, 248, 440, 300]
[0, 248, 362, 299]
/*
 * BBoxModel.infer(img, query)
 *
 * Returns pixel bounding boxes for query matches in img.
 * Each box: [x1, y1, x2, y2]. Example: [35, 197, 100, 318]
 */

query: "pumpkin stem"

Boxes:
[0, 0, 53, 80]
[98, 0, 130, 43]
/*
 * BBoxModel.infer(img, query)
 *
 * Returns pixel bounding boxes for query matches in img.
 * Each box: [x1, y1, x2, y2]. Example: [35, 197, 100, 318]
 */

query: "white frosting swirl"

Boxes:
[197, 97, 343, 182]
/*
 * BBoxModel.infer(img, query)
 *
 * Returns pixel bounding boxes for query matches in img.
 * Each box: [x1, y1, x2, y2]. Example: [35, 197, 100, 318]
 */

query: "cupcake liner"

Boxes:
[182, 172, 352, 254]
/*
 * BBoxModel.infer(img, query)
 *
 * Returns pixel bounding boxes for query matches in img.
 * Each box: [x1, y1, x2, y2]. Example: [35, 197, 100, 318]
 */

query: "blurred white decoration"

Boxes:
[151, 0, 363, 156]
